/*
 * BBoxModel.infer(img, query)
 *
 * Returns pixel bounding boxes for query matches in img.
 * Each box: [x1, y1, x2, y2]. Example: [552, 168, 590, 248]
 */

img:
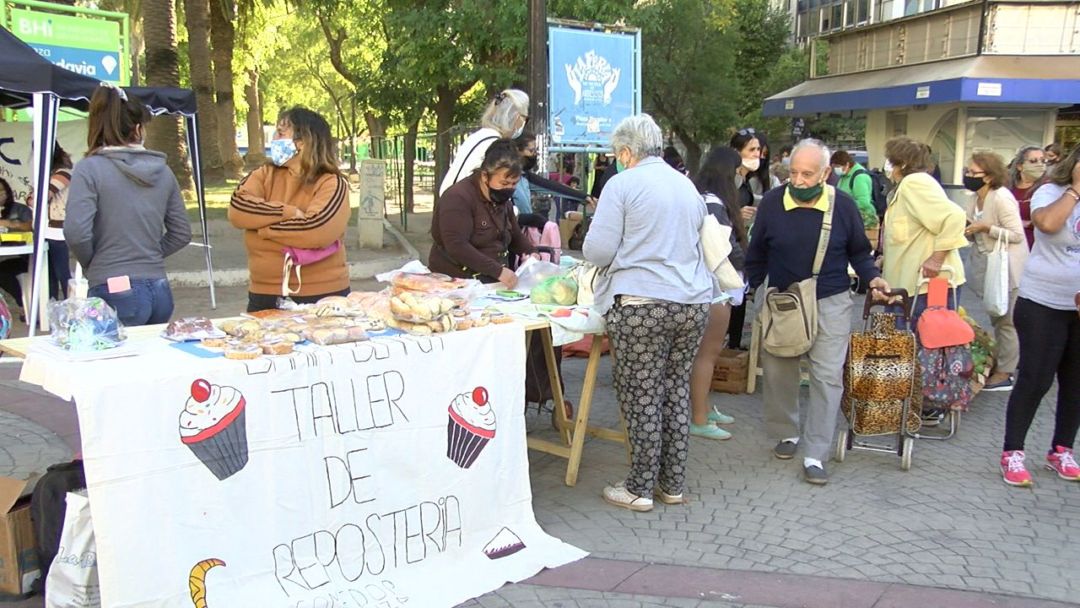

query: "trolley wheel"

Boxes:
[835, 429, 848, 463]
[900, 437, 914, 471]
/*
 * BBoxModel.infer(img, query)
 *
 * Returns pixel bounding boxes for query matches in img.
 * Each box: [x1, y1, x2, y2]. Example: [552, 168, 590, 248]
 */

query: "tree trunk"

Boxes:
[183, 0, 225, 185]
[433, 86, 457, 206]
[209, 0, 244, 179]
[403, 116, 419, 214]
[142, 0, 193, 190]
[243, 68, 265, 167]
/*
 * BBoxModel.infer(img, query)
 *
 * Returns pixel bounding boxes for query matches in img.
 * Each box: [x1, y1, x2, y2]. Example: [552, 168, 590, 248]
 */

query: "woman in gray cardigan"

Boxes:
[962, 151, 1029, 391]
[583, 114, 713, 512]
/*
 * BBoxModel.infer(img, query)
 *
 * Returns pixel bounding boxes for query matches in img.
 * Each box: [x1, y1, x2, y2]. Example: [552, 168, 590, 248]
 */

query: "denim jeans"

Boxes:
[88, 277, 174, 327]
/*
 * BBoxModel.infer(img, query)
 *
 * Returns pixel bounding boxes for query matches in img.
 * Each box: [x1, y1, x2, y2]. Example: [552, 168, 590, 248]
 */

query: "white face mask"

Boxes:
[742, 158, 761, 172]
[883, 160, 895, 182]
[512, 123, 525, 139]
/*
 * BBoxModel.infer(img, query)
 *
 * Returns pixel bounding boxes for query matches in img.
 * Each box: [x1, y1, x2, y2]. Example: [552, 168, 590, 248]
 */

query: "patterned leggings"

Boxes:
[605, 299, 709, 497]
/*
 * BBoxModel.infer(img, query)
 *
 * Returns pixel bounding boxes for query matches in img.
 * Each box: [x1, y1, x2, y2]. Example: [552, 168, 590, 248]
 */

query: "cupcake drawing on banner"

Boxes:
[179, 379, 249, 480]
[446, 387, 496, 469]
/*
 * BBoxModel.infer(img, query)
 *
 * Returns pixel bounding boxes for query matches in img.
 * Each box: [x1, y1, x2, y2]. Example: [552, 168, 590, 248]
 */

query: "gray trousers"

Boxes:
[761, 292, 854, 462]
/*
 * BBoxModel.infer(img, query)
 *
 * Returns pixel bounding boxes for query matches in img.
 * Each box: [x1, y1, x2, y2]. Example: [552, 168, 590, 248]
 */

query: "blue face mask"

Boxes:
[270, 138, 298, 166]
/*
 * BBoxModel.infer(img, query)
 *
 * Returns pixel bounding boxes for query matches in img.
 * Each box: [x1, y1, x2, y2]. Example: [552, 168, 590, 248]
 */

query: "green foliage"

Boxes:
[638, 0, 740, 151]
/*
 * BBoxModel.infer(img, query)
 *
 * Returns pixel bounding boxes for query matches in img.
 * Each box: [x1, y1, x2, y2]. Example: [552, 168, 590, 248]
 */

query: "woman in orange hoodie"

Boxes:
[229, 107, 351, 312]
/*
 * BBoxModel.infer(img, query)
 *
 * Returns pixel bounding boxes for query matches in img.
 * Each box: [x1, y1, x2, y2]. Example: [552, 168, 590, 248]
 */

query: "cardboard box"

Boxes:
[559, 218, 582, 250]
[0, 476, 40, 596]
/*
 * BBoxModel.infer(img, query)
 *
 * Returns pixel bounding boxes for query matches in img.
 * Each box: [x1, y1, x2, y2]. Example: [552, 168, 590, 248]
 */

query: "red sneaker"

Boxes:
[1001, 450, 1033, 487]
[1045, 446, 1080, 481]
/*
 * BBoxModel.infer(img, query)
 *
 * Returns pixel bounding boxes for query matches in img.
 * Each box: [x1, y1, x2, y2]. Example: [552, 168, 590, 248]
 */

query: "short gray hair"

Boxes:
[481, 89, 529, 138]
[791, 138, 831, 170]
[611, 114, 663, 161]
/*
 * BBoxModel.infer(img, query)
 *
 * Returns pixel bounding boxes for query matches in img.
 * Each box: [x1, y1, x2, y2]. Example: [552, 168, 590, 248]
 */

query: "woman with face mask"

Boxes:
[229, 107, 351, 312]
[726, 128, 776, 350]
[1008, 146, 1047, 249]
[439, 89, 529, 196]
[961, 152, 1029, 392]
[429, 139, 535, 288]
[64, 84, 192, 327]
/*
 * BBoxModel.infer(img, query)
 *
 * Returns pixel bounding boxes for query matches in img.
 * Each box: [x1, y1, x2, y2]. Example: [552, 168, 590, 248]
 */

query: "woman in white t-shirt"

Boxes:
[999, 144, 1080, 487]
[438, 89, 529, 196]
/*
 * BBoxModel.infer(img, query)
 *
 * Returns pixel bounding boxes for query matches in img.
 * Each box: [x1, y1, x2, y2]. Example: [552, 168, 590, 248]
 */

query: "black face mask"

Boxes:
[963, 175, 986, 192]
[522, 156, 538, 172]
[487, 185, 516, 204]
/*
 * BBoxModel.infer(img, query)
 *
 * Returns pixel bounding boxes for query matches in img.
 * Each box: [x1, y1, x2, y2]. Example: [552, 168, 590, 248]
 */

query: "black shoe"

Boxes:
[773, 440, 798, 460]
[803, 464, 828, 485]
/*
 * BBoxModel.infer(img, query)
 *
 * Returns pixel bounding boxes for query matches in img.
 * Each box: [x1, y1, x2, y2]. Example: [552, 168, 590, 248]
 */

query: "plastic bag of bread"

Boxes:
[530, 274, 579, 306]
[390, 272, 471, 294]
[387, 314, 455, 335]
[311, 295, 358, 318]
[389, 291, 457, 323]
[303, 324, 370, 345]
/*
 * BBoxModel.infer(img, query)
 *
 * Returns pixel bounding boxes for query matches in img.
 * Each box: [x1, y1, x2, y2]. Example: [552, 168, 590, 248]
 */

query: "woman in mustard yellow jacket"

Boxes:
[880, 137, 968, 319]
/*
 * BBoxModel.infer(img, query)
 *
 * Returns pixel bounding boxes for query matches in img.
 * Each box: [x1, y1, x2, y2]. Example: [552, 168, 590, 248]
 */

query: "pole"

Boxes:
[527, 0, 549, 172]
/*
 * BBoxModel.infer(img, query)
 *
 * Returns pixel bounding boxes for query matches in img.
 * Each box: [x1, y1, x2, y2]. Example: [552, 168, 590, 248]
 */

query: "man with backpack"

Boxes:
[831, 151, 885, 231]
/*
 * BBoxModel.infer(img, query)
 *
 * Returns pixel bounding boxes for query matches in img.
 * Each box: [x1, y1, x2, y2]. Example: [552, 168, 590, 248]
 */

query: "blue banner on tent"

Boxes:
[547, 25, 640, 150]
[31, 44, 122, 83]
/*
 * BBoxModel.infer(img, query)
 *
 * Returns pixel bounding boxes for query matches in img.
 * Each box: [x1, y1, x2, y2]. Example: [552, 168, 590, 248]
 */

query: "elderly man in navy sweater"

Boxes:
[745, 139, 891, 485]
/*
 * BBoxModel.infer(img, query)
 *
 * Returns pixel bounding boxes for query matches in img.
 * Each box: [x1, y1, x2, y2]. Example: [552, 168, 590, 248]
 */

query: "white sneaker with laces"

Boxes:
[602, 483, 654, 512]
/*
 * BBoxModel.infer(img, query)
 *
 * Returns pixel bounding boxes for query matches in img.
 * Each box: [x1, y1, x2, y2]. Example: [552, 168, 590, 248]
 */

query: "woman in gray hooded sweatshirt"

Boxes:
[65, 84, 191, 326]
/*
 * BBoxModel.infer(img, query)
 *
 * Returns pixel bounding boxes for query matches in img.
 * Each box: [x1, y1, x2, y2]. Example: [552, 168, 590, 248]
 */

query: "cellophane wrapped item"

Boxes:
[49, 297, 126, 351]
[530, 274, 579, 306]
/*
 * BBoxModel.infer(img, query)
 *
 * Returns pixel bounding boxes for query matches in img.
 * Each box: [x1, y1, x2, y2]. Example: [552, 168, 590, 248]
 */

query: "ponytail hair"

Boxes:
[86, 83, 150, 154]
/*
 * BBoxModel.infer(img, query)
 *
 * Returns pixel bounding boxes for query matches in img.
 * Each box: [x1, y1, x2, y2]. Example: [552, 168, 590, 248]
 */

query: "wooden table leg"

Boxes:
[565, 335, 604, 486]
[539, 328, 572, 446]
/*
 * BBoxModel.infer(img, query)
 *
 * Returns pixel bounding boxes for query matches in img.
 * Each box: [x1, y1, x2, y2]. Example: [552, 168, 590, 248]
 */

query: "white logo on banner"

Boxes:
[565, 50, 620, 106]
[101, 55, 118, 76]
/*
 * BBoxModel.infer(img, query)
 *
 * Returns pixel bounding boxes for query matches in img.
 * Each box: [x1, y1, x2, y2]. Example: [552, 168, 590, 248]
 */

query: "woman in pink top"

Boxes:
[1008, 146, 1046, 249]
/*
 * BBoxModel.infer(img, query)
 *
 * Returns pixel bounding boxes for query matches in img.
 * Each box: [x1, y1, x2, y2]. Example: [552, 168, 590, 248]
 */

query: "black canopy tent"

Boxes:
[0, 27, 215, 335]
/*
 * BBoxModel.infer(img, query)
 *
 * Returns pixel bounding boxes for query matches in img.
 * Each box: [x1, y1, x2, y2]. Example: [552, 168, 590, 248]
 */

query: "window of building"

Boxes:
[929, 110, 958, 184]
[857, 0, 871, 23]
[831, 3, 844, 30]
[966, 110, 1048, 169]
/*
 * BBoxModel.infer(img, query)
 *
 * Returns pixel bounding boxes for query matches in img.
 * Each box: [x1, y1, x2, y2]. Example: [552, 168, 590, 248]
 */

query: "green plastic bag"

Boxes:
[530, 274, 579, 306]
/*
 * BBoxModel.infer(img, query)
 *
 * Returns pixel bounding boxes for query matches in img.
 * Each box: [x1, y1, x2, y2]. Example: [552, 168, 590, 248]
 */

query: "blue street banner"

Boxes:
[548, 24, 640, 150]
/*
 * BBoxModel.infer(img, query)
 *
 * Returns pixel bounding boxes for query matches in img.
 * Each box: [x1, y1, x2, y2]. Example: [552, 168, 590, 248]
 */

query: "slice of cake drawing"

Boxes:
[482, 527, 525, 560]
[446, 387, 496, 469]
[179, 379, 249, 480]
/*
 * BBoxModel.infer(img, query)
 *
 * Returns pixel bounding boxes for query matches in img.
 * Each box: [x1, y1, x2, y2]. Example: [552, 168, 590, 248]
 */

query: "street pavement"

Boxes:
[0, 214, 1077, 606]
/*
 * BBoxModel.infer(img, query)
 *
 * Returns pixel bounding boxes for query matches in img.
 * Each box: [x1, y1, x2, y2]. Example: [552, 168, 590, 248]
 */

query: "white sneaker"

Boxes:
[602, 483, 654, 512]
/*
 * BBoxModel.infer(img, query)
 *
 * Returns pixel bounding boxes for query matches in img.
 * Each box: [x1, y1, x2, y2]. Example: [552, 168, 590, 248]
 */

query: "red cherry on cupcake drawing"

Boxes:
[191, 379, 212, 403]
[472, 386, 488, 406]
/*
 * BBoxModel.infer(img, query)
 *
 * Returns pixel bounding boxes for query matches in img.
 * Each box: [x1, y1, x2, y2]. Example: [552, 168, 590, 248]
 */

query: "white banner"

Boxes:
[66, 324, 585, 607]
[0, 120, 88, 202]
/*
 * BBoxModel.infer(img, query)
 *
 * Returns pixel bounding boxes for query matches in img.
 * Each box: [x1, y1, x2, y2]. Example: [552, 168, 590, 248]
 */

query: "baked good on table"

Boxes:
[389, 291, 456, 322]
[391, 272, 469, 294]
[200, 337, 228, 348]
[165, 317, 218, 340]
[224, 343, 261, 360]
[49, 297, 125, 351]
[261, 340, 294, 355]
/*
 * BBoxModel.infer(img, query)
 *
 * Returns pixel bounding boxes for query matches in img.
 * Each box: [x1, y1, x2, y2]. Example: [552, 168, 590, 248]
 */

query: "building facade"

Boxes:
[764, 0, 1079, 185]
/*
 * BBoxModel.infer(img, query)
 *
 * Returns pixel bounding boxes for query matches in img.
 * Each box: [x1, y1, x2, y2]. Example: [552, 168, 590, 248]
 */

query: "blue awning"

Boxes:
[763, 55, 1080, 117]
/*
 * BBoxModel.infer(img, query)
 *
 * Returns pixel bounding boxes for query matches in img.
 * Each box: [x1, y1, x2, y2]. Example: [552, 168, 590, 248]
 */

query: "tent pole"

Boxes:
[27, 93, 58, 337]
[185, 115, 216, 309]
